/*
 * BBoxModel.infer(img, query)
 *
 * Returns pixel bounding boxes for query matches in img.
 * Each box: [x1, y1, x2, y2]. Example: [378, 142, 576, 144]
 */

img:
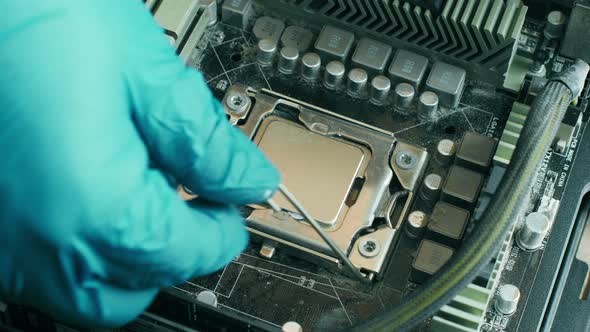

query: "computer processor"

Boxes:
[254, 117, 369, 226]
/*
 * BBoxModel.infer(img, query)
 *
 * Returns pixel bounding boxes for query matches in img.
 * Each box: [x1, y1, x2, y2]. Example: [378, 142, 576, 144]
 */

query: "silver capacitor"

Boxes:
[278, 46, 300, 74]
[418, 91, 439, 121]
[406, 211, 428, 239]
[370, 75, 391, 105]
[517, 212, 550, 251]
[495, 284, 521, 315]
[196, 290, 218, 308]
[282, 321, 303, 332]
[420, 174, 443, 202]
[544, 11, 567, 40]
[393, 83, 415, 111]
[324, 60, 346, 89]
[257, 38, 276, 67]
[252, 16, 285, 44]
[301, 52, 321, 81]
[436, 139, 457, 165]
[347, 68, 368, 97]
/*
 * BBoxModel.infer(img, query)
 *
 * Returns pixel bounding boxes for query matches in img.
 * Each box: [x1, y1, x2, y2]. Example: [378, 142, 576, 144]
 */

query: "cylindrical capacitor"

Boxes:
[420, 174, 443, 202]
[324, 61, 346, 89]
[418, 91, 439, 120]
[544, 11, 567, 40]
[282, 321, 303, 332]
[517, 212, 550, 251]
[436, 139, 457, 165]
[196, 290, 218, 307]
[347, 68, 368, 97]
[393, 83, 415, 111]
[370, 75, 391, 105]
[257, 38, 277, 67]
[406, 211, 428, 239]
[301, 52, 321, 81]
[495, 284, 521, 315]
[278, 46, 299, 74]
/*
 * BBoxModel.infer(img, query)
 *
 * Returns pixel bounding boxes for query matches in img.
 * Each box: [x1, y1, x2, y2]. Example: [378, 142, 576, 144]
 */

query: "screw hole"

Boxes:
[363, 241, 376, 252]
[445, 125, 456, 135]
[229, 95, 245, 107]
[226, 93, 249, 114]
[400, 153, 413, 165]
[231, 52, 242, 62]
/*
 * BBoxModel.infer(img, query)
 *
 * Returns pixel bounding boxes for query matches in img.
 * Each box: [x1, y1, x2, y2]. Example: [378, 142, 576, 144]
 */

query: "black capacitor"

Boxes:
[441, 165, 484, 210]
[425, 202, 470, 248]
[410, 240, 454, 284]
[455, 132, 498, 173]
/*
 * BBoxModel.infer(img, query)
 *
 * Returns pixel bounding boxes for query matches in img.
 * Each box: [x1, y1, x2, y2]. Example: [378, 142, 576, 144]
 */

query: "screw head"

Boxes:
[358, 238, 381, 258]
[225, 92, 249, 114]
[396, 151, 417, 170]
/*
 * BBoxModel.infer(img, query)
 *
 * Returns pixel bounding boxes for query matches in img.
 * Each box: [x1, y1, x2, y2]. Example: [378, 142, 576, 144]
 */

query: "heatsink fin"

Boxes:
[263, 0, 528, 81]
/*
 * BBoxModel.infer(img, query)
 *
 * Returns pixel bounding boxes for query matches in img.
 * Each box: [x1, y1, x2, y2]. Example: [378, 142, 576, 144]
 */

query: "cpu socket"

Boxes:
[222, 85, 429, 280]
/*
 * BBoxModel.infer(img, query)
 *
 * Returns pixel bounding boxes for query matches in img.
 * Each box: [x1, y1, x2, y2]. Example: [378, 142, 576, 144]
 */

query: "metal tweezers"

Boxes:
[268, 184, 367, 281]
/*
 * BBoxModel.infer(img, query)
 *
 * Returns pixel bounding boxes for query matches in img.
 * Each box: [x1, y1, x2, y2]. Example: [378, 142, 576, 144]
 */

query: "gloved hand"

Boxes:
[0, 0, 280, 327]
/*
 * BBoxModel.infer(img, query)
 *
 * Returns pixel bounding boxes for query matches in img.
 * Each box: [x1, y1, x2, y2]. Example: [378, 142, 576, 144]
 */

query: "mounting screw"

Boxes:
[358, 238, 381, 258]
[225, 92, 250, 115]
[395, 151, 417, 170]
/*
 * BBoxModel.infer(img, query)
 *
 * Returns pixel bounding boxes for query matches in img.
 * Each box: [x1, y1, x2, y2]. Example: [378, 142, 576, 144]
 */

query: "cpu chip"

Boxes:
[255, 118, 368, 226]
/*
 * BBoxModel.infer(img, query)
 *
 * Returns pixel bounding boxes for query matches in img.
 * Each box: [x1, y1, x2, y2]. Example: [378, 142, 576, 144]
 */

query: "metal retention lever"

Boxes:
[268, 184, 368, 281]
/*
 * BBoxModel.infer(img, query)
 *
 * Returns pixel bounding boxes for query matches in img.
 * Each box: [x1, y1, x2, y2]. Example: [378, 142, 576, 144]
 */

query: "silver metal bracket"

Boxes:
[223, 86, 429, 280]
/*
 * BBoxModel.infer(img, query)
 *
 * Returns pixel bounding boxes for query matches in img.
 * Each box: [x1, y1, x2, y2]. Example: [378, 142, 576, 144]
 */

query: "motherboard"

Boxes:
[3, 1, 589, 332]
[138, 1, 590, 331]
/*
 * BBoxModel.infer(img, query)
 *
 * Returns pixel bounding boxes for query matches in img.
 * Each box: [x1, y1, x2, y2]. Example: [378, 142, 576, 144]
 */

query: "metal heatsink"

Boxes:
[261, 0, 528, 83]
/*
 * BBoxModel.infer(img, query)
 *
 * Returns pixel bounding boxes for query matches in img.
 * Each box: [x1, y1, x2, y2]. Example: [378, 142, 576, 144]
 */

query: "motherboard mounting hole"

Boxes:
[231, 52, 242, 62]
[445, 125, 457, 135]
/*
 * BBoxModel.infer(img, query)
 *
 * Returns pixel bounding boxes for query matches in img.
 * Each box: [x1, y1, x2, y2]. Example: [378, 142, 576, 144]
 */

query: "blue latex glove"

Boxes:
[0, 0, 280, 327]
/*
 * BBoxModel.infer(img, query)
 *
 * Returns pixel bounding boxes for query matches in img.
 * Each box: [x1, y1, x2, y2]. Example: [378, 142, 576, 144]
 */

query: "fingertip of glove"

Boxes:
[243, 165, 281, 202]
[181, 134, 281, 205]
[199, 206, 249, 271]
[237, 138, 282, 202]
[233, 222, 250, 254]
